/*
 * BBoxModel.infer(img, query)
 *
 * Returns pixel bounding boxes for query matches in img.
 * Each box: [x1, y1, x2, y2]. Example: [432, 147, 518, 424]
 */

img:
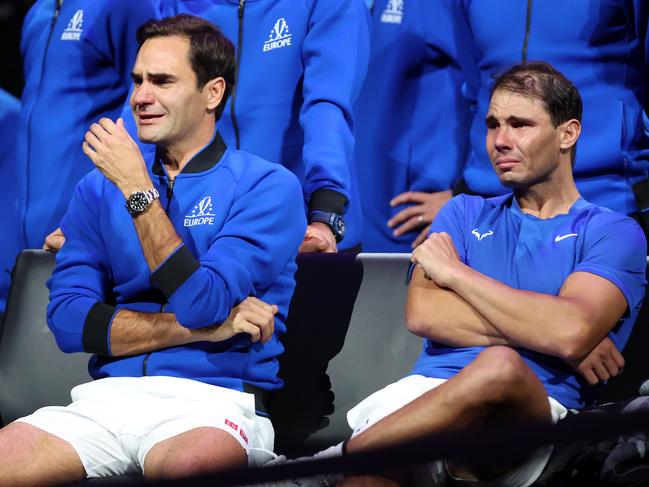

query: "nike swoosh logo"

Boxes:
[554, 233, 578, 242]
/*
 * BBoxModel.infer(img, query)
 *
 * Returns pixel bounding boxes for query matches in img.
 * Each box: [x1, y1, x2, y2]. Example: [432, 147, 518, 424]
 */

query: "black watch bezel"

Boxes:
[126, 188, 159, 216]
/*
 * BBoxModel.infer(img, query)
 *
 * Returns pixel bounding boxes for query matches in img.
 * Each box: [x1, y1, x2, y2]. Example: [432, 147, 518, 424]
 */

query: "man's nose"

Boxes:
[493, 126, 513, 151]
[131, 83, 154, 107]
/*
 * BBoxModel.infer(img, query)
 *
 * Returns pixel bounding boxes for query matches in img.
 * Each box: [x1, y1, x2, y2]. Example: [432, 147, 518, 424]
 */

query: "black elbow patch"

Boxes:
[83, 302, 115, 355]
[152, 245, 200, 299]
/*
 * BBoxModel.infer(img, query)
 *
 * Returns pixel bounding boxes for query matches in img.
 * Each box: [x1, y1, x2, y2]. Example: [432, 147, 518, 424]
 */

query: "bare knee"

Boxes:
[469, 346, 538, 404]
[144, 427, 247, 479]
[0, 422, 85, 485]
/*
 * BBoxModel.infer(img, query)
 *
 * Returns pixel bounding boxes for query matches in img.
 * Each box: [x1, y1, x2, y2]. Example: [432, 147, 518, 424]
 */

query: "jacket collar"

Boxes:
[152, 131, 227, 176]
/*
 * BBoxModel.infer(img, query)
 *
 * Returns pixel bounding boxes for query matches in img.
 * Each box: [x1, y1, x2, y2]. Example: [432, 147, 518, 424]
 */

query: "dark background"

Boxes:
[1, 0, 36, 98]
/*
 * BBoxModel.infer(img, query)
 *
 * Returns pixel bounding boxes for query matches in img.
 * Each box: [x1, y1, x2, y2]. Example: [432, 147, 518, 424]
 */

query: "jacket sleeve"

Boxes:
[628, 0, 649, 111]
[151, 167, 306, 329]
[450, 0, 482, 110]
[47, 175, 116, 355]
[406, 0, 473, 192]
[102, 0, 160, 86]
[300, 0, 371, 215]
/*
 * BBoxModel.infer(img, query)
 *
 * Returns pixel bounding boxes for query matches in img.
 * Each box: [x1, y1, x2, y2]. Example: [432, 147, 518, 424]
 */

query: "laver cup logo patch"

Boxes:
[263, 18, 292, 52]
[381, 0, 404, 24]
[61, 10, 84, 41]
[184, 196, 216, 227]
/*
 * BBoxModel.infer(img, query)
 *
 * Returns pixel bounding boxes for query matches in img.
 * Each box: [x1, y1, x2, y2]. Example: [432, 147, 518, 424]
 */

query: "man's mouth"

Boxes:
[495, 158, 520, 170]
[137, 113, 165, 125]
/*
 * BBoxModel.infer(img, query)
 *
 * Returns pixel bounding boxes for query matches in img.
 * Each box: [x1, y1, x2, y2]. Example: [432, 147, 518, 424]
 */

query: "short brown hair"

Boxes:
[491, 62, 582, 163]
[137, 14, 235, 120]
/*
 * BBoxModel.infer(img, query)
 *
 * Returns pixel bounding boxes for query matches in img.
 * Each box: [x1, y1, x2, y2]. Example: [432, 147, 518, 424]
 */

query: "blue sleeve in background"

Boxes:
[406, 0, 472, 193]
[0, 89, 22, 315]
[300, 0, 371, 209]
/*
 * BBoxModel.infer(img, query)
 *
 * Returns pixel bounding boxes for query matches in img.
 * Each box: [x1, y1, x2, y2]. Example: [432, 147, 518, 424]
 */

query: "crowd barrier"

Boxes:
[0, 250, 647, 485]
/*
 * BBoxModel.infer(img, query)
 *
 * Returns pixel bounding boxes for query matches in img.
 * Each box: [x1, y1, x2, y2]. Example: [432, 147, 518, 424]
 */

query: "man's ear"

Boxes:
[560, 119, 581, 151]
[205, 77, 226, 112]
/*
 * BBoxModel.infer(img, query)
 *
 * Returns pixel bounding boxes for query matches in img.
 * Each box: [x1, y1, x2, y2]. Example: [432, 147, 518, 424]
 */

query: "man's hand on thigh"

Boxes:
[144, 426, 247, 479]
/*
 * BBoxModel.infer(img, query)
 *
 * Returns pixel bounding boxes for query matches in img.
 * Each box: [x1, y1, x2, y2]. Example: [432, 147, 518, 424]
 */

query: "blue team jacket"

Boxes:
[0, 89, 21, 314]
[355, 0, 471, 252]
[47, 133, 306, 392]
[127, 0, 370, 250]
[16, 0, 159, 249]
[455, 0, 649, 215]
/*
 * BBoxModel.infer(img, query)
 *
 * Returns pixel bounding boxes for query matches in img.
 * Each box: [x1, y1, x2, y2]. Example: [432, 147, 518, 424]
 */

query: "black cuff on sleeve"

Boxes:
[83, 302, 115, 355]
[308, 189, 347, 215]
[151, 245, 201, 299]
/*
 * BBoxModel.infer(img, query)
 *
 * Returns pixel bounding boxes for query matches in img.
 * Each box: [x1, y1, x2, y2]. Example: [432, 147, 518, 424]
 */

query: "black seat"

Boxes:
[0, 250, 91, 425]
[271, 252, 418, 453]
[303, 253, 419, 450]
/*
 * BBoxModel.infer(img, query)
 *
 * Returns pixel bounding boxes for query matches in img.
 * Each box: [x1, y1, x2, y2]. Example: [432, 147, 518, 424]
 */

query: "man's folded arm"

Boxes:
[136, 167, 306, 330]
[445, 266, 627, 361]
[405, 266, 514, 347]
[407, 262, 628, 363]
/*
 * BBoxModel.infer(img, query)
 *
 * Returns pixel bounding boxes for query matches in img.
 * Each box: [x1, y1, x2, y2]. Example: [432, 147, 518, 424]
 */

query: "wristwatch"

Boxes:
[125, 188, 160, 216]
[309, 210, 345, 243]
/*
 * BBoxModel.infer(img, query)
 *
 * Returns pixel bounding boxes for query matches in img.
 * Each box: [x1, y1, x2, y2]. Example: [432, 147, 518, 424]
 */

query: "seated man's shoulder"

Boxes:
[223, 149, 303, 194]
[580, 202, 647, 254]
[444, 193, 509, 219]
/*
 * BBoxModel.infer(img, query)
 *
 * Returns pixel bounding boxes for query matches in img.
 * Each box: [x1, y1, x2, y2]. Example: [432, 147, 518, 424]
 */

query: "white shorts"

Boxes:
[16, 376, 275, 477]
[347, 375, 568, 487]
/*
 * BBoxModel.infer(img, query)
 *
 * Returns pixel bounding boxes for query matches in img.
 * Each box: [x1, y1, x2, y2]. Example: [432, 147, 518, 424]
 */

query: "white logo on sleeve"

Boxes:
[263, 18, 292, 52]
[61, 10, 84, 41]
[381, 0, 404, 24]
[554, 233, 578, 242]
[184, 196, 216, 227]
[471, 229, 494, 241]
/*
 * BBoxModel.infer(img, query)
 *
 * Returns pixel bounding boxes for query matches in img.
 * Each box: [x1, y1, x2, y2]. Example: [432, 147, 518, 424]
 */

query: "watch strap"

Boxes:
[309, 210, 345, 243]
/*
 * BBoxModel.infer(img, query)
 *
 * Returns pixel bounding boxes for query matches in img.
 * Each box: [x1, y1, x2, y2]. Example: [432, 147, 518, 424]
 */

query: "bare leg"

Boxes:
[346, 346, 553, 480]
[144, 426, 247, 479]
[0, 422, 85, 486]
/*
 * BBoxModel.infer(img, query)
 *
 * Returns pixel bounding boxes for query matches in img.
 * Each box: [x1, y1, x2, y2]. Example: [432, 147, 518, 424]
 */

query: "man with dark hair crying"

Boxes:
[276, 62, 646, 487]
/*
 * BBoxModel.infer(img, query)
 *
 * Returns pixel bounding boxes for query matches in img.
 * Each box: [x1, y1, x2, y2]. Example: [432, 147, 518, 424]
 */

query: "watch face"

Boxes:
[333, 215, 345, 237]
[128, 192, 149, 213]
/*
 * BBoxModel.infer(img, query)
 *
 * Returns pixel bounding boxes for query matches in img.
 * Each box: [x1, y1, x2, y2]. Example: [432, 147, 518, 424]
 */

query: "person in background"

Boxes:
[355, 0, 471, 252]
[0, 88, 21, 316]
[18, 0, 158, 252]
[453, 0, 649, 236]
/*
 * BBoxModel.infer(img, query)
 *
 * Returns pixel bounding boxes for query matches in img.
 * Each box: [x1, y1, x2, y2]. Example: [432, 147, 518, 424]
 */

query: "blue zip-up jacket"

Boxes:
[455, 0, 649, 215]
[17, 0, 159, 249]
[355, 0, 471, 252]
[126, 0, 370, 250]
[0, 89, 21, 314]
[47, 133, 306, 392]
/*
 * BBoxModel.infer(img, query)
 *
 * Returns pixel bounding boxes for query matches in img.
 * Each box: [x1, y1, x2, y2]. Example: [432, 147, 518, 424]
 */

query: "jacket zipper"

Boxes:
[143, 176, 175, 376]
[230, 0, 246, 150]
[521, 0, 533, 63]
[23, 0, 62, 244]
